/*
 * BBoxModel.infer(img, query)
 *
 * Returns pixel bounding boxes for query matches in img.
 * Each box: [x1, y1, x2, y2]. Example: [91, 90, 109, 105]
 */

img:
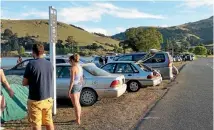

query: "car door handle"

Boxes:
[128, 74, 132, 76]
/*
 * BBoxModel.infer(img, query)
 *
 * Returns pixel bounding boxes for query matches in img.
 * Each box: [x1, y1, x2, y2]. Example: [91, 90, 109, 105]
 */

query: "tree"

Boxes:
[180, 40, 190, 52]
[73, 42, 79, 53]
[65, 36, 76, 53]
[193, 46, 207, 55]
[8, 34, 19, 51]
[91, 43, 99, 51]
[162, 39, 170, 51]
[125, 28, 163, 52]
[18, 46, 25, 55]
[189, 48, 194, 53]
[3, 29, 13, 38]
[119, 40, 129, 53]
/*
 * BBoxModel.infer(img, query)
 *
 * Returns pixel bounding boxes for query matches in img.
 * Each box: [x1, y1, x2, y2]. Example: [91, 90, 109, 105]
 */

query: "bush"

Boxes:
[193, 46, 207, 55]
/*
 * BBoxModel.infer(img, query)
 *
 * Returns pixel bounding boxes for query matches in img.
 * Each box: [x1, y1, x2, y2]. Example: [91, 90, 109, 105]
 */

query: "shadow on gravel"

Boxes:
[57, 99, 73, 108]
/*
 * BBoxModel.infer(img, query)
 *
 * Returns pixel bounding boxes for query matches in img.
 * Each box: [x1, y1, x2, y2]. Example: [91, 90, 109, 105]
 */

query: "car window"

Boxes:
[144, 54, 165, 63]
[16, 60, 30, 69]
[102, 63, 116, 73]
[133, 54, 146, 61]
[56, 66, 63, 77]
[83, 65, 110, 76]
[137, 63, 152, 72]
[130, 64, 139, 73]
[60, 67, 70, 78]
[115, 63, 134, 73]
[94, 57, 100, 61]
[46, 58, 68, 63]
[117, 55, 132, 61]
[56, 59, 66, 64]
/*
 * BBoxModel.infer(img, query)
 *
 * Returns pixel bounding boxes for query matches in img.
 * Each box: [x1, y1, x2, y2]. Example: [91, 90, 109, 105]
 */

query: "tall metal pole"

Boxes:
[49, 6, 57, 115]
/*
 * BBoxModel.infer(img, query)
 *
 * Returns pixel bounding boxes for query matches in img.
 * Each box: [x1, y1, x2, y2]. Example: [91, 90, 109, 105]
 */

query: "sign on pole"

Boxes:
[49, 6, 57, 115]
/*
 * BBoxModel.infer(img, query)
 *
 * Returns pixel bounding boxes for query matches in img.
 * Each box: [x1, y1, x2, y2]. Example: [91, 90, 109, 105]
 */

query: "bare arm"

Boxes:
[0, 69, 14, 97]
[68, 67, 76, 93]
[1, 70, 11, 90]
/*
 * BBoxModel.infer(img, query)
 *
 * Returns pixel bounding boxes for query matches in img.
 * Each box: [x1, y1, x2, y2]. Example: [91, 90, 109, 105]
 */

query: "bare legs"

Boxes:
[70, 92, 81, 125]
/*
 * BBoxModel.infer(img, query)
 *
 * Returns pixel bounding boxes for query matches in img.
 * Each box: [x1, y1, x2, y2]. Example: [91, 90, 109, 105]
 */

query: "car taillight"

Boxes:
[147, 75, 153, 79]
[110, 80, 120, 88]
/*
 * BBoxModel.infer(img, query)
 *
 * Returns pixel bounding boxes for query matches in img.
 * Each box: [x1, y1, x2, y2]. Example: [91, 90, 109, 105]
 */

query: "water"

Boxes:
[1, 56, 92, 68]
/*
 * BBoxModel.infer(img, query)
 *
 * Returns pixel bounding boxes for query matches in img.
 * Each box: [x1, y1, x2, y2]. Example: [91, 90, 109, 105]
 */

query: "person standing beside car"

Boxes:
[17, 56, 22, 64]
[22, 43, 54, 130]
[68, 53, 83, 125]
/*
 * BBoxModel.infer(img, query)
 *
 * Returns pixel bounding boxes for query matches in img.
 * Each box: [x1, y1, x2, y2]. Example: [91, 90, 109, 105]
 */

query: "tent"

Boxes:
[1, 75, 28, 122]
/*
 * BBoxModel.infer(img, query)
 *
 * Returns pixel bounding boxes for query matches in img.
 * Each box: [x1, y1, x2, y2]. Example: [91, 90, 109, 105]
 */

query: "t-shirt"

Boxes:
[24, 58, 53, 101]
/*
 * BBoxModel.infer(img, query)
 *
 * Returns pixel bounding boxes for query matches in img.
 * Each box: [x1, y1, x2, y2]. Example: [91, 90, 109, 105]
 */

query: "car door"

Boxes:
[57, 66, 70, 98]
[114, 63, 138, 82]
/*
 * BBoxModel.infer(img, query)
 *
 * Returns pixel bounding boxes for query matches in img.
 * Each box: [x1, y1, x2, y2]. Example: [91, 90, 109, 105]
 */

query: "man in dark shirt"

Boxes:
[22, 43, 54, 130]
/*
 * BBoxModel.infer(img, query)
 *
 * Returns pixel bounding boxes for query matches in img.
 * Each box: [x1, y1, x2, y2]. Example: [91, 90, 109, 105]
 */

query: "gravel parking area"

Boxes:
[2, 62, 187, 130]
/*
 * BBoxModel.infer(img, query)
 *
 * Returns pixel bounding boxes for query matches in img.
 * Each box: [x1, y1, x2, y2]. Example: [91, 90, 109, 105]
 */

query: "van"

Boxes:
[115, 52, 147, 62]
[140, 52, 173, 80]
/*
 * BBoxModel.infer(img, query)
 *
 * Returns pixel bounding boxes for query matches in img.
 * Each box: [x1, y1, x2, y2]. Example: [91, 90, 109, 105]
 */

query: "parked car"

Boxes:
[105, 55, 115, 63]
[191, 55, 196, 60]
[173, 56, 182, 62]
[91, 56, 103, 67]
[56, 63, 127, 106]
[183, 54, 193, 61]
[101, 61, 162, 92]
[139, 51, 174, 80]
[114, 52, 147, 62]
[4, 57, 86, 76]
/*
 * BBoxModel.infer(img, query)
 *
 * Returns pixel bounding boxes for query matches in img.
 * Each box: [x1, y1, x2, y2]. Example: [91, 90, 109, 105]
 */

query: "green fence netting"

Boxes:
[1, 75, 29, 122]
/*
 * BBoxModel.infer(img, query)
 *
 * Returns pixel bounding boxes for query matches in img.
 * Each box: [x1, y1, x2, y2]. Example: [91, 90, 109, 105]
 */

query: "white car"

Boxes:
[101, 61, 162, 92]
[56, 63, 127, 106]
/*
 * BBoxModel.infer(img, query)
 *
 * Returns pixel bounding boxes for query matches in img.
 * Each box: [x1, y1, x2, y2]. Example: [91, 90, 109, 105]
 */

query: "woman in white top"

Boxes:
[68, 54, 83, 125]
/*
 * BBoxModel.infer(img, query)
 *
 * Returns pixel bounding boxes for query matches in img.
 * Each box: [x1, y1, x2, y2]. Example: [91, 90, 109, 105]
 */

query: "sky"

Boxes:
[1, 0, 213, 36]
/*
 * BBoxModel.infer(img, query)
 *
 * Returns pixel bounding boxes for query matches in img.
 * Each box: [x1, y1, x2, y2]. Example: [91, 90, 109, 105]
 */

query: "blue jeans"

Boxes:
[71, 85, 82, 94]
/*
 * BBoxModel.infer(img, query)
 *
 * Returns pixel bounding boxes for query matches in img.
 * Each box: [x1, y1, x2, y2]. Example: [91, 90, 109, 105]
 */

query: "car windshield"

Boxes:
[83, 65, 110, 76]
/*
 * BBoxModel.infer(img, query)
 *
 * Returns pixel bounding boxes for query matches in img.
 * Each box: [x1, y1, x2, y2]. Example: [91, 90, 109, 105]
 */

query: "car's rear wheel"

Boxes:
[80, 88, 97, 106]
[127, 81, 140, 92]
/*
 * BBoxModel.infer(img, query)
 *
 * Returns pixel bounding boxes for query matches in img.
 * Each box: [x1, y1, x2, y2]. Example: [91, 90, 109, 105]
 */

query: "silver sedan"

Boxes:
[56, 63, 127, 106]
[101, 61, 162, 92]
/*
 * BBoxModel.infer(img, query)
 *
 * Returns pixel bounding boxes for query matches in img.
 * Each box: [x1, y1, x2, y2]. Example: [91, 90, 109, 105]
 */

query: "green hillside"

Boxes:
[112, 16, 213, 45]
[1, 19, 119, 48]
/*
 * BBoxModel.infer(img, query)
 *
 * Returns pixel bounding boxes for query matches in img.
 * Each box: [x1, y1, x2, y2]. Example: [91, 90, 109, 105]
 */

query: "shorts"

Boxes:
[27, 98, 53, 126]
[71, 85, 82, 94]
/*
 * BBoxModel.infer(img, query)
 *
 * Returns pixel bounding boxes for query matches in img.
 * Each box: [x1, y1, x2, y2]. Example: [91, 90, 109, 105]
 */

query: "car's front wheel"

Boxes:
[127, 81, 140, 92]
[80, 88, 97, 106]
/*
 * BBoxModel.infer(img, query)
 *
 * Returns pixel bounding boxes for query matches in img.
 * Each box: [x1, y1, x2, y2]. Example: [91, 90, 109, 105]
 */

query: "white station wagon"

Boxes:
[56, 63, 127, 106]
[101, 61, 162, 92]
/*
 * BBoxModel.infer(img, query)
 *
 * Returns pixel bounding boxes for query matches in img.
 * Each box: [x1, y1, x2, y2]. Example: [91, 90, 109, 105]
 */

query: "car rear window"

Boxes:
[144, 54, 166, 63]
[137, 63, 152, 72]
[83, 65, 110, 76]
